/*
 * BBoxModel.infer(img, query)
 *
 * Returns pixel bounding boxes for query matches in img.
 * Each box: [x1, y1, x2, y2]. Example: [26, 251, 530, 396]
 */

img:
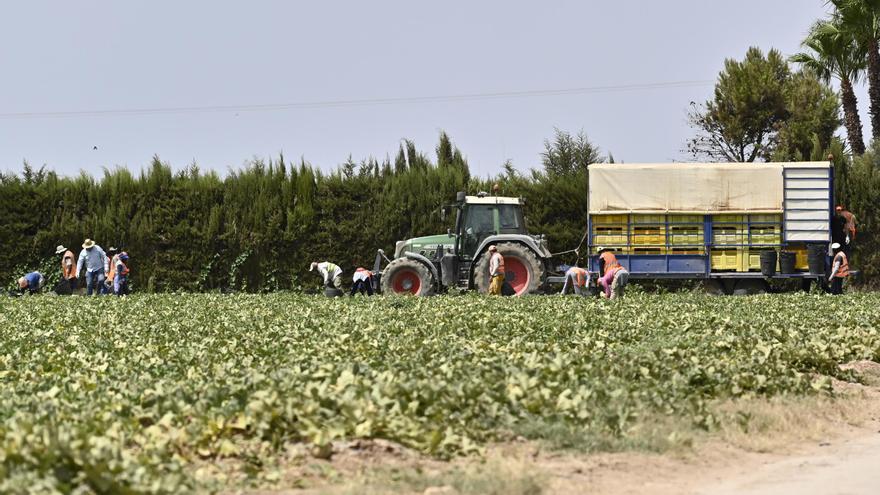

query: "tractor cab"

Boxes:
[455, 194, 527, 260]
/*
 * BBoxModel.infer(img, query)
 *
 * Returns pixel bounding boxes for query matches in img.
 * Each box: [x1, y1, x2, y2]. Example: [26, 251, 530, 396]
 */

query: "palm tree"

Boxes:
[829, 0, 880, 139]
[792, 20, 867, 155]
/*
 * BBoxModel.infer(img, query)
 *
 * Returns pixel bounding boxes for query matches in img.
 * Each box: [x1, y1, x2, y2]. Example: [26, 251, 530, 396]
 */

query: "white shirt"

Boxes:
[316, 262, 342, 284]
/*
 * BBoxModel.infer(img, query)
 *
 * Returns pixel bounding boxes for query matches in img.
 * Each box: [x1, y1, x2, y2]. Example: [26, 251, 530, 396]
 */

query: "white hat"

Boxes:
[309, 262, 318, 271]
[831, 242, 841, 250]
[488, 245, 497, 252]
[55, 245, 67, 254]
[82, 239, 96, 249]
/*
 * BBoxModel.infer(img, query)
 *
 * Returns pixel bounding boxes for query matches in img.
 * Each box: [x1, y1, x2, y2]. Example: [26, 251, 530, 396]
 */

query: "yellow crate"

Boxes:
[594, 234, 628, 245]
[593, 214, 628, 225]
[631, 214, 665, 224]
[712, 225, 746, 246]
[631, 247, 666, 255]
[711, 249, 742, 271]
[670, 247, 703, 255]
[668, 214, 703, 224]
[744, 249, 781, 272]
[749, 214, 782, 223]
[712, 214, 747, 224]
[670, 235, 703, 246]
[787, 245, 809, 270]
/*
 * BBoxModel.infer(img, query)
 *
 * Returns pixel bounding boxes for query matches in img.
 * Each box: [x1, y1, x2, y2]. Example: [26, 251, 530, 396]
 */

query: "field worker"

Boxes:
[114, 252, 131, 296]
[610, 266, 630, 300]
[57, 245, 78, 291]
[836, 205, 857, 257]
[310, 261, 343, 290]
[488, 245, 505, 296]
[350, 267, 374, 296]
[104, 247, 120, 295]
[17, 271, 45, 294]
[596, 247, 622, 299]
[561, 265, 589, 295]
[828, 243, 850, 295]
[76, 238, 108, 296]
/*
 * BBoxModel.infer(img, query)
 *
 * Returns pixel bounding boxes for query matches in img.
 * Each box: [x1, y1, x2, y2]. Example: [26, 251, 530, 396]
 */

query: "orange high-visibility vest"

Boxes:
[491, 252, 505, 275]
[61, 250, 76, 280]
[106, 254, 120, 282]
[833, 252, 850, 278]
[568, 267, 588, 287]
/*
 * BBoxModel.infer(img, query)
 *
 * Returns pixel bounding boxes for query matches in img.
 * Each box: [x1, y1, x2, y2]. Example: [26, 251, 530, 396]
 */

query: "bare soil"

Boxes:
[223, 362, 880, 495]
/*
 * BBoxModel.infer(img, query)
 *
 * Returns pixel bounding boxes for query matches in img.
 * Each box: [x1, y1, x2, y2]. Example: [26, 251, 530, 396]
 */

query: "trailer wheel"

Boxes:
[381, 258, 436, 296]
[473, 242, 544, 296]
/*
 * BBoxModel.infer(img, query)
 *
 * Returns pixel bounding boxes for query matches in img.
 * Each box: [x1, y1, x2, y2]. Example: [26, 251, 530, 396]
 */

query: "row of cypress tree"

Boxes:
[0, 132, 591, 292]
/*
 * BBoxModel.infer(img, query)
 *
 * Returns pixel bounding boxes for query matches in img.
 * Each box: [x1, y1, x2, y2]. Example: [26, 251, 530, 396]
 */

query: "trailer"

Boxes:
[583, 161, 835, 293]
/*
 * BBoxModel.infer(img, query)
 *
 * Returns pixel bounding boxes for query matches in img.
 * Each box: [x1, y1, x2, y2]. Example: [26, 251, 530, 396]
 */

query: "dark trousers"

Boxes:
[830, 277, 844, 295]
[350, 279, 374, 296]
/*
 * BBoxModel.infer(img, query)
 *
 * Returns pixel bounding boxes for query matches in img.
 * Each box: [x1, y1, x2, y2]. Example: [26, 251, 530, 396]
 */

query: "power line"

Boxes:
[0, 79, 714, 120]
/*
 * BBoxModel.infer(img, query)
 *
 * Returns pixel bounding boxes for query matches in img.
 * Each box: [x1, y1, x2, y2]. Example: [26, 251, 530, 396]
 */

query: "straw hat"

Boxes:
[55, 245, 67, 255]
[82, 239, 95, 249]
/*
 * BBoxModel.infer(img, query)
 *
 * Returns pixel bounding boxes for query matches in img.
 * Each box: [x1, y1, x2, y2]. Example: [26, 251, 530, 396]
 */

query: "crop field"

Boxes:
[0, 292, 879, 493]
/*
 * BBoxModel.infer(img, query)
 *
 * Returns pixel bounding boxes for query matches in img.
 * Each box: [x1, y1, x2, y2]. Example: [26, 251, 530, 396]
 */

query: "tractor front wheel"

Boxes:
[473, 242, 544, 296]
[381, 258, 436, 296]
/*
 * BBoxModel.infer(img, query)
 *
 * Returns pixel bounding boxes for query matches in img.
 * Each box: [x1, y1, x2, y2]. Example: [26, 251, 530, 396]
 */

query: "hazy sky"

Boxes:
[0, 1, 858, 178]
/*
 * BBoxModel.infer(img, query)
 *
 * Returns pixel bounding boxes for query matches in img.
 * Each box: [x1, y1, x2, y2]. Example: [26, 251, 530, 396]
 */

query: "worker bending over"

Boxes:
[17, 272, 45, 294]
[828, 242, 849, 295]
[561, 265, 589, 295]
[488, 245, 505, 296]
[596, 247, 629, 299]
[310, 261, 343, 290]
[351, 267, 374, 296]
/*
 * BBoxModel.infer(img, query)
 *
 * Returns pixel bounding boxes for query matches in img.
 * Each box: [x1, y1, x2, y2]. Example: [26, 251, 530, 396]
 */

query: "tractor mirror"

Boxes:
[447, 228, 454, 238]
[455, 191, 466, 203]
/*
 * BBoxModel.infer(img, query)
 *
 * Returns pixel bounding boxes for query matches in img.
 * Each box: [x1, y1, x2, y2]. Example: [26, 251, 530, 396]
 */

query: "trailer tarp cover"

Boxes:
[588, 162, 795, 213]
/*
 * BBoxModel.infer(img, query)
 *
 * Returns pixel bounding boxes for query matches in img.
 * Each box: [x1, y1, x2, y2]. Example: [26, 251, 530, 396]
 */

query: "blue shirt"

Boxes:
[77, 246, 107, 276]
[24, 272, 44, 291]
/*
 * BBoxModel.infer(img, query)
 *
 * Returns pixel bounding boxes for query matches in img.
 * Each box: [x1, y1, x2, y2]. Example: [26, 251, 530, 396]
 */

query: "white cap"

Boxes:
[831, 242, 841, 250]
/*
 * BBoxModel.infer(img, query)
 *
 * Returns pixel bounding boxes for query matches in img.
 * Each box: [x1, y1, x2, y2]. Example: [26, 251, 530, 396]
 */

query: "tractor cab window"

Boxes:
[460, 204, 525, 258]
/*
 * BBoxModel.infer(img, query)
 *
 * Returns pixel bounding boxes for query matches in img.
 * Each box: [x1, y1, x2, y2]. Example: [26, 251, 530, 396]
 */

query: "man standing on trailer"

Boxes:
[487, 245, 505, 296]
[828, 242, 850, 295]
[836, 205, 856, 257]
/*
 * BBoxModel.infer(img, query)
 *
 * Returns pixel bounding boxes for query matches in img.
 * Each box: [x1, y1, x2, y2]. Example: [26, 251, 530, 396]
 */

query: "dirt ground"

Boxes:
[226, 361, 880, 495]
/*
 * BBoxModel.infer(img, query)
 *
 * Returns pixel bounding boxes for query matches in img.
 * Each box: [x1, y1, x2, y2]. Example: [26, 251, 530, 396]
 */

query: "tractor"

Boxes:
[374, 191, 553, 296]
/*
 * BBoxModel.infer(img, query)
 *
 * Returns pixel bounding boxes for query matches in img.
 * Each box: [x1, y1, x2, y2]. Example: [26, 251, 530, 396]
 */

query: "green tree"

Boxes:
[773, 71, 842, 160]
[687, 47, 791, 162]
[829, 0, 880, 139]
[792, 20, 867, 155]
[541, 128, 603, 176]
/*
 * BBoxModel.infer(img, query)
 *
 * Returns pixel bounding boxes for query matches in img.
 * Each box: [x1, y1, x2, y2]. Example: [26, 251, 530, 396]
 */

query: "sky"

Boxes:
[0, 1, 861, 178]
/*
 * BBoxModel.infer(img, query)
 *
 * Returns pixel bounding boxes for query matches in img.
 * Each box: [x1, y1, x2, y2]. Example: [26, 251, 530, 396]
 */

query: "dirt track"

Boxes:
[695, 430, 880, 495]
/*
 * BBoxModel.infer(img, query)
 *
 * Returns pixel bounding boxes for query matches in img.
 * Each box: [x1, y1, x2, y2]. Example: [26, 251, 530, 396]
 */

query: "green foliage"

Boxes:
[688, 47, 791, 162]
[0, 292, 877, 492]
[845, 141, 880, 281]
[792, 19, 867, 154]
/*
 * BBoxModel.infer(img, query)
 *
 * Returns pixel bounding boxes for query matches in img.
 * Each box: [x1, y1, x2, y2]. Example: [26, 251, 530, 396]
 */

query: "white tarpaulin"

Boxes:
[588, 163, 787, 213]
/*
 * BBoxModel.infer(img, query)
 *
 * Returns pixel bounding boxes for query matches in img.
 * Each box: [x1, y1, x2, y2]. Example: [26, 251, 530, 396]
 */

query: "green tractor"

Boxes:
[374, 191, 553, 296]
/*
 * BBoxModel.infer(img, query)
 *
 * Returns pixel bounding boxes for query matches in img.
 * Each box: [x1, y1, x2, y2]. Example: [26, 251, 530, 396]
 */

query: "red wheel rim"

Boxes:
[504, 257, 530, 295]
[391, 269, 421, 295]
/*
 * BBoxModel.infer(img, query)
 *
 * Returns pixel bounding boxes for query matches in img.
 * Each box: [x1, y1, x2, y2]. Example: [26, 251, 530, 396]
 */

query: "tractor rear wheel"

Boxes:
[381, 258, 436, 296]
[473, 242, 544, 296]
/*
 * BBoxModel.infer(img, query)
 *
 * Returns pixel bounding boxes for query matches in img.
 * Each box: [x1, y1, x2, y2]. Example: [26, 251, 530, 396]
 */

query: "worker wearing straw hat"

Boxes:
[75, 239, 108, 296]
[56, 245, 78, 292]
